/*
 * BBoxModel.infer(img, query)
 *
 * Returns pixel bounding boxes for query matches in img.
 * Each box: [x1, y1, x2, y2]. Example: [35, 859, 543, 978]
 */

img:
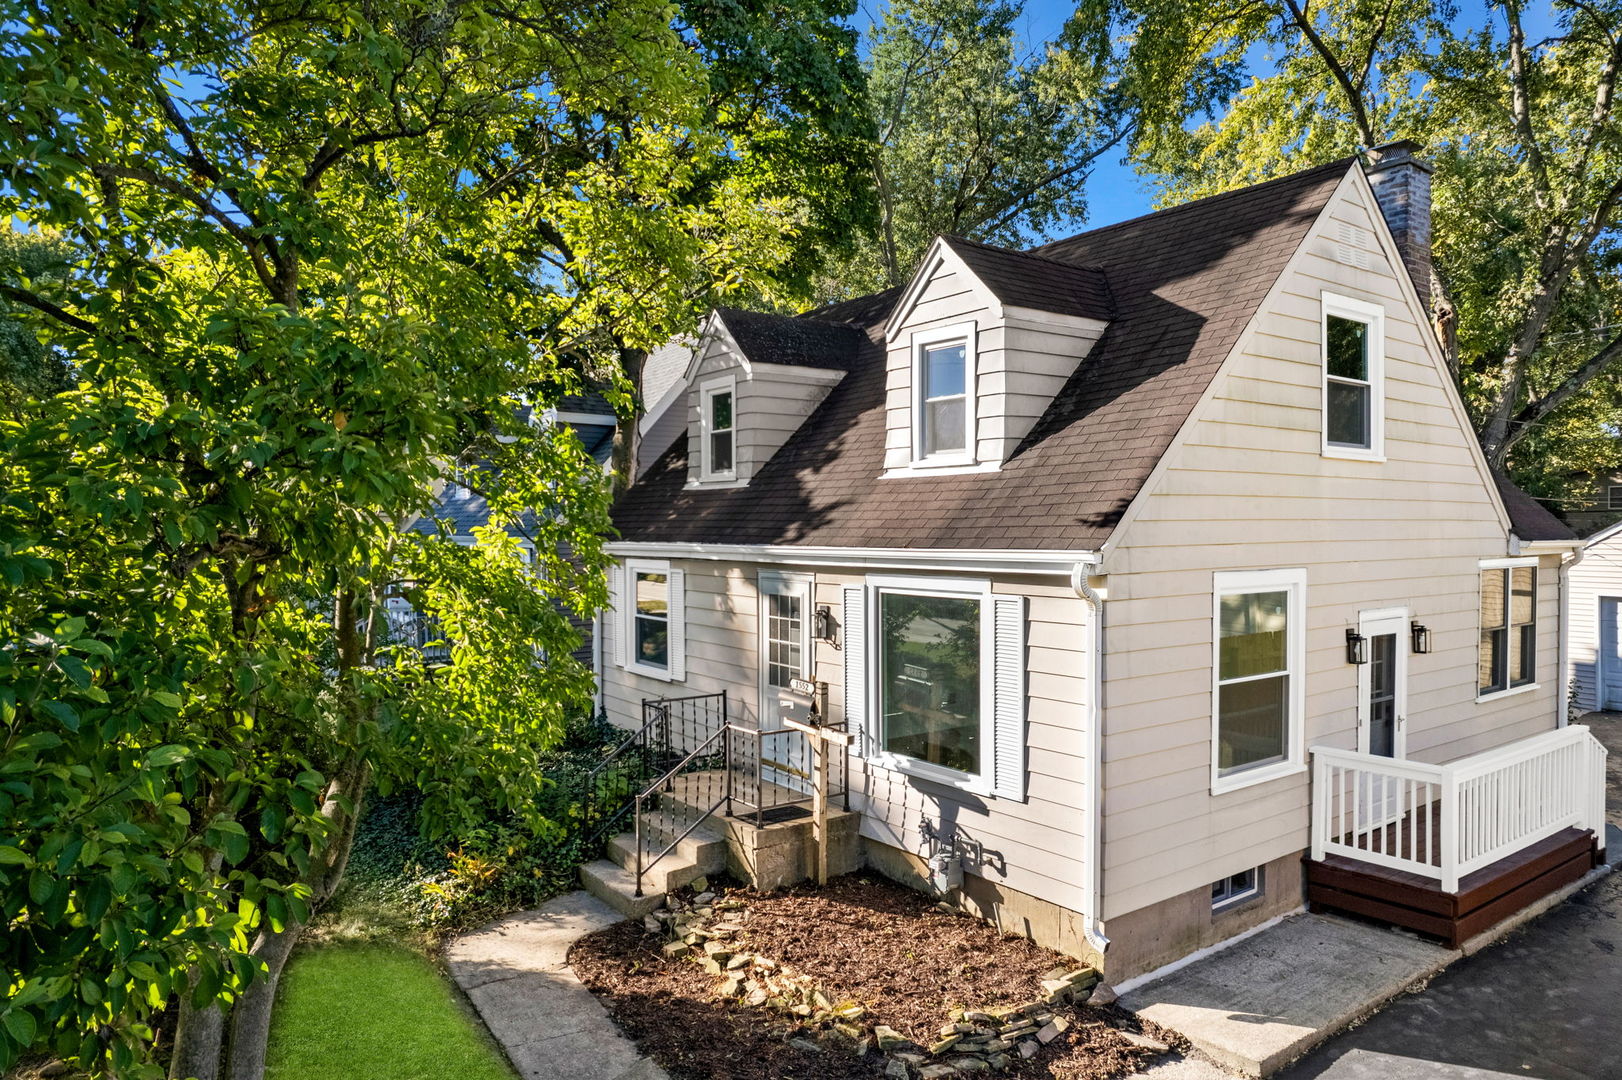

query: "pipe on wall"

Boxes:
[1071, 558, 1110, 956]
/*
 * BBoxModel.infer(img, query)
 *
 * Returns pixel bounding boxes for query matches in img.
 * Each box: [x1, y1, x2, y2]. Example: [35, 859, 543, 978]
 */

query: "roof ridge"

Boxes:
[1033, 157, 1357, 254]
[939, 233, 1108, 273]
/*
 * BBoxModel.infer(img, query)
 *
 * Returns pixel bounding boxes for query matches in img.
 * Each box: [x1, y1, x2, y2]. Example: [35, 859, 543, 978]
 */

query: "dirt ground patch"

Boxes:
[569, 873, 1180, 1080]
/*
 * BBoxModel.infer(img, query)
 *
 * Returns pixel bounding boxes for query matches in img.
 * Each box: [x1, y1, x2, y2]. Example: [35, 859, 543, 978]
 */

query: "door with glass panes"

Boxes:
[1356, 608, 1408, 828]
[758, 573, 813, 794]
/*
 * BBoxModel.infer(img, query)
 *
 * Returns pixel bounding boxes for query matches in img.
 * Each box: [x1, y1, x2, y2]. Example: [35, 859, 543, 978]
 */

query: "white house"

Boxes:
[590, 144, 1609, 981]
[1565, 518, 1622, 713]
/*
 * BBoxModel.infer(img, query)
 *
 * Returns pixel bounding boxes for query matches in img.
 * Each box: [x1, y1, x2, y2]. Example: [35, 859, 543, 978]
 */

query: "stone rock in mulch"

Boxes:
[919, 1066, 958, 1079]
[949, 1057, 990, 1073]
[1118, 1031, 1171, 1053]
[789, 1037, 824, 1053]
[1018, 1039, 1039, 1059]
[660, 940, 690, 958]
[874, 1025, 909, 1051]
[884, 1059, 911, 1079]
[690, 876, 708, 892]
[1089, 982, 1119, 1007]
[1037, 1014, 1071, 1044]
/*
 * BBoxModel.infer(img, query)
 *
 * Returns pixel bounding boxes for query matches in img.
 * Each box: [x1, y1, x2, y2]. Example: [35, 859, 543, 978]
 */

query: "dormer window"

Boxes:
[700, 376, 735, 481]
[912, 322, 977, 466]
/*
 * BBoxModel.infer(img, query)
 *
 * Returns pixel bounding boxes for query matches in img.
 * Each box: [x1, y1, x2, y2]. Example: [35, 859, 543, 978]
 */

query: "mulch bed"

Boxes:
[569, 873, 1183, 1080]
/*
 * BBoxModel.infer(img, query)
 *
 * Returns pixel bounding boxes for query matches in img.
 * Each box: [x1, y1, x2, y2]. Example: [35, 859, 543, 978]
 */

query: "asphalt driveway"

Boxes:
[1276, 711, 1622, 1080]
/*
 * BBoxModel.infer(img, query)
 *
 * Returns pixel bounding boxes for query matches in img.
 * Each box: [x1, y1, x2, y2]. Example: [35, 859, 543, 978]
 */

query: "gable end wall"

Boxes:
[1098, 169, 1561, 923]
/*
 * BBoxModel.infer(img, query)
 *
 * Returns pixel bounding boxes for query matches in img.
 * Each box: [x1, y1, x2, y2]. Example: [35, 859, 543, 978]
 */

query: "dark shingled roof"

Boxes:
[614, 160, 1360, 550]
[715, 307, 866, 370]
[940, 235, 1113, 321]
[1493, 473, 1576, 542]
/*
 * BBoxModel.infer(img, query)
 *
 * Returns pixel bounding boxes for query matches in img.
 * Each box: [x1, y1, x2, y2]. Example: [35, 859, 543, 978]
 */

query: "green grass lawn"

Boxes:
[265, 940, 516, 1080]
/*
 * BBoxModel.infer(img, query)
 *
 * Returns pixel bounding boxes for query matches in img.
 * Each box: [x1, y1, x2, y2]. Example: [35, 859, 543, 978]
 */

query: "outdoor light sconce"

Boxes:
[1345, 628, 1369, 665]
[1411, 622, 1433, 654]
[813, 605, 835, 642]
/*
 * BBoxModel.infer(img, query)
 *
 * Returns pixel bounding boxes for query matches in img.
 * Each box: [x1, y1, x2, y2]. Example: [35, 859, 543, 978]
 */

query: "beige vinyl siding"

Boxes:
[1098, 169, 1559, 921]
[884, 265, 1104, 469]
[600, 558, 1095, 915]
[1567, 533, 1622, 711]
[684, 341, 841, 487]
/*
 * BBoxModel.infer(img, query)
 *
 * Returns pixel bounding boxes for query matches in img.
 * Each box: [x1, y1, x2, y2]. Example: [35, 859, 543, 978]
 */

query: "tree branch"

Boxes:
[0, 283, 96, 335]
[1281, 0, 1378, 147]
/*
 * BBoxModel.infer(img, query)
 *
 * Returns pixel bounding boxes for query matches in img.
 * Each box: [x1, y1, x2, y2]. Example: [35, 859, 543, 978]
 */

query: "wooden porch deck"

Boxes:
[1305, 826, 1600, 948]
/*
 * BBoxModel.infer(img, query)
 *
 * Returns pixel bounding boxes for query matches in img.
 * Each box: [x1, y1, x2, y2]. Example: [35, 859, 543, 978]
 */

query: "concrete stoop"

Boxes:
[579, 813, 728, 918]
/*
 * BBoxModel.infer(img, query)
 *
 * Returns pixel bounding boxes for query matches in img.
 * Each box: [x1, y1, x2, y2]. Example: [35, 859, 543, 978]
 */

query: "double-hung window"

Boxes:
[911, 323, 976, 464]
[1608, 485, 1622, 511]
[700, 377, 735, 481]
[620, 556, 686, 680]
[1479, 561, 1537, 697]
[1212, 569, 1307, 792]
[1321, 293, 1385, 459]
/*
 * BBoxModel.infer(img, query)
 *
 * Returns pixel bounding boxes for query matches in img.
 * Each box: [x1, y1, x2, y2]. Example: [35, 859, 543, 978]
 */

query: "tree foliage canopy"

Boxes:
[1070, 0, 1622, 493]
[0, 0, 870, 1075]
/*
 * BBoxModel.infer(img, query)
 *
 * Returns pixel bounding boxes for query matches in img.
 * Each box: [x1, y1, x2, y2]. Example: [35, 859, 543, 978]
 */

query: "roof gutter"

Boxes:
[1070, 558, 1111, 958]
[1511, 535, 1582, 556]
[604, 541, 1095, 578]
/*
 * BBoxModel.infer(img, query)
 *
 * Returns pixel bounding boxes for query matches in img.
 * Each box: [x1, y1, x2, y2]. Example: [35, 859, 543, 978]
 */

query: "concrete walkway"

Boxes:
[1119, 913, 1456, 1077]
[444, 891, 668, 1080]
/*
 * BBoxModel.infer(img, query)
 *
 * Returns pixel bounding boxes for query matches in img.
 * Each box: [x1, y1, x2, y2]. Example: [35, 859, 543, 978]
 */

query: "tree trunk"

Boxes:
[169, 994, 224, 1080]
[222, 923, 303, 1080]
[219, 766, 369, 1080]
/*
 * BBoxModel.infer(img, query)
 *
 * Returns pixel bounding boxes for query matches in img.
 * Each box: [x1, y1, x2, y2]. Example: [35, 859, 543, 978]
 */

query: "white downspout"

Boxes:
[1071, 559, 1110, 956]
[1558, 544, 1585, 726]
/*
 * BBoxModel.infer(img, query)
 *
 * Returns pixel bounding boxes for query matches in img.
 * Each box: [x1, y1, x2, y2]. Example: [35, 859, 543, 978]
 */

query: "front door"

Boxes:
[1600, 597, 1622, 710]
[758, 572, 814, 794]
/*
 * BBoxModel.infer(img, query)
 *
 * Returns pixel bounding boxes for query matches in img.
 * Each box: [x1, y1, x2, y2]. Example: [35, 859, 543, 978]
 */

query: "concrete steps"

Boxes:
[579, 816, 727, 919]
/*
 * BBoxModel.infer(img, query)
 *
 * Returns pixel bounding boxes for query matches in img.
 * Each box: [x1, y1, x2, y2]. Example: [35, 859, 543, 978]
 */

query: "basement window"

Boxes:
[1211, 867, 1262, 911]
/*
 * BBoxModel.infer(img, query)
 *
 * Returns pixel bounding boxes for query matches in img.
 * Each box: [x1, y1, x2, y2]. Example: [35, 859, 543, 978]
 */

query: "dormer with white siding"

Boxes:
[682, 307, 861, 489]
[880, 236, 1112, 475]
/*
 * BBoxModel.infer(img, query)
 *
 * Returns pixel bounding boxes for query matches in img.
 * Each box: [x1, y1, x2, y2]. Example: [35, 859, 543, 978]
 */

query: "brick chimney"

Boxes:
[1364, 140, 1434, 314]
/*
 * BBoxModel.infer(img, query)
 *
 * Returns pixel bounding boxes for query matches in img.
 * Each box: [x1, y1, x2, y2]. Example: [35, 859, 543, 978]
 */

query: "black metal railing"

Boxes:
[726, 721, 850, 827]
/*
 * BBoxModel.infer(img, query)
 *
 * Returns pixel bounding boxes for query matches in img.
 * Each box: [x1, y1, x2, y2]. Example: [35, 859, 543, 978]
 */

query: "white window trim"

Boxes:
[1320, 292, 1386, 462]
[1211, 568, 1308, 796]
[865, 573, 995, 795]
[624, 557, 674, 680]
[758, 571, 815, 720]
[698, 375, 737, 483]
[910, 322, 978, 468]
[1211, 866, 1264, 912]
[1475, 556, 1540, 703]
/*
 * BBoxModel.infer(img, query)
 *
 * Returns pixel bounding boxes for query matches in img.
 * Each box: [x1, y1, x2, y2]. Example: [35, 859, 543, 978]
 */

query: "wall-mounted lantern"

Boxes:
[1410, 622, 1433, 655]
[1345, 628, 1369, 665]
[813, 605, 836, 642]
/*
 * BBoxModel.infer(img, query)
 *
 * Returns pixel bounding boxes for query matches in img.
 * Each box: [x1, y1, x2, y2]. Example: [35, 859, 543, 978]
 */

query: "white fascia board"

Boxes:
[1512, 536, 1582, 555]
[1580, 518, 1622, 549]
[1001, 306, 1110, 335]
[749, 361, 846, 386]
[603, 541, 1098, 577]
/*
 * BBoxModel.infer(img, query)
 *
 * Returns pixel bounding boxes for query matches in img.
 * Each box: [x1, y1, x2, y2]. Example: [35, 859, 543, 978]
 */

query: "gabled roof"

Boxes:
[1492, 473, 1577, 542]
[940, 235, 1112, 322]
[613, 159, 1356, 550]
[711, 306, 865, 371]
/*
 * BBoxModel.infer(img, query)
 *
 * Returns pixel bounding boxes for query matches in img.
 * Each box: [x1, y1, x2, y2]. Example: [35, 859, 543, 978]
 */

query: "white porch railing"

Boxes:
[1311, 725, 1609, 893]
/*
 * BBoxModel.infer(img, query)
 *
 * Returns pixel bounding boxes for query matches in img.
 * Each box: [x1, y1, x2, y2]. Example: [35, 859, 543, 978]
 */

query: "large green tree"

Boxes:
[0, 0, 870, 1077]
[819, 0, 1137, 297]
[1070, 0, 1622, 495]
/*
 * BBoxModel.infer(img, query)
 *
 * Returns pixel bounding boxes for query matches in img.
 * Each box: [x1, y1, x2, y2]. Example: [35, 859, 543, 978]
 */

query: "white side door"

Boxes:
[1356, 608, 1408, 829]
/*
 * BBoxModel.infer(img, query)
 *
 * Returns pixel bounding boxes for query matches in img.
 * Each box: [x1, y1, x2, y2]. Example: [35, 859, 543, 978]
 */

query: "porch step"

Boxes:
[607, 826, 725, 885]
[578, 859, 674, 920]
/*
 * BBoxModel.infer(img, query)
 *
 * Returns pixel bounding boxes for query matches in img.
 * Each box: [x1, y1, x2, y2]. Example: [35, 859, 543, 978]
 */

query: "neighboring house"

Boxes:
[595, 143, 1609, 983]
[1565, 517, 1622, 713]
[1561, 470, 1622, 537]
[390, 395, 617, 664]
